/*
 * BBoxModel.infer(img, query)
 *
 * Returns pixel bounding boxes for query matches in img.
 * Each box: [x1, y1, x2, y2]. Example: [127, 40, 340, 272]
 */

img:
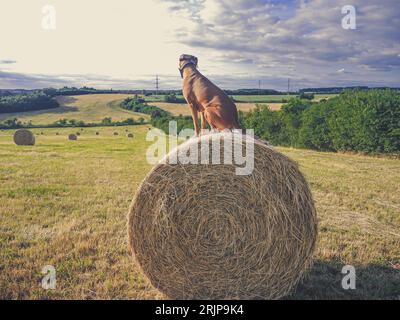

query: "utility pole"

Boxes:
[258, 80, 262, 95]
[287, 78, 291, 95]
[155, 75, 159, 96]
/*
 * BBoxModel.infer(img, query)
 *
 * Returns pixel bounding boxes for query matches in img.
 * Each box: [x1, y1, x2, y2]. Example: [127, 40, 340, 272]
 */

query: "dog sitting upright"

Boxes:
[179, 54, 241, 136]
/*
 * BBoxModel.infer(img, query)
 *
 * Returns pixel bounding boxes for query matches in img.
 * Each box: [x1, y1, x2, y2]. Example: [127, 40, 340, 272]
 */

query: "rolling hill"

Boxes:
[0, 94, 149, 125]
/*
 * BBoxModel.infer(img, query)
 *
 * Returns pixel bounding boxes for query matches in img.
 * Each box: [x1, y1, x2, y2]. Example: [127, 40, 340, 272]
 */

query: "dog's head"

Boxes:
[179, 54, 198, 78]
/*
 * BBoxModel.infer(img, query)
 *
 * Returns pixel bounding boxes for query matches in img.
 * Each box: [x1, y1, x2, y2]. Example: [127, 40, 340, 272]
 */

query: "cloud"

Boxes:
[158, 0, 400, 87]
[1, 0, 399, 89]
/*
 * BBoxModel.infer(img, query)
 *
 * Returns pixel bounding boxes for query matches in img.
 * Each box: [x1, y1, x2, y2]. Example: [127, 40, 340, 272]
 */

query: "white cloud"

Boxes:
[0, 0, 399, 89]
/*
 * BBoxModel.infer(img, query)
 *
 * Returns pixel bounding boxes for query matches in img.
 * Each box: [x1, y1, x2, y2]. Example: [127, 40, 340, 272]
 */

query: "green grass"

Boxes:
[231, 95, 293, 102]
[0, 126, 399, 299]
[0, 94, 149, 126]
[314, 94, 339, 101]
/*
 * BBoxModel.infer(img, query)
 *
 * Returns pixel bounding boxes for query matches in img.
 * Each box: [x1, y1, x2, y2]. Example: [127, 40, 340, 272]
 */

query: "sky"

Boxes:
[0, 0, 399, 90]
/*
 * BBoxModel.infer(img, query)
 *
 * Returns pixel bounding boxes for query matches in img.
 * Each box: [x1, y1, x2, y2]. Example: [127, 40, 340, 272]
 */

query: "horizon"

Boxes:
[1, 0, 399, 90]
[1, 85, 399, 93]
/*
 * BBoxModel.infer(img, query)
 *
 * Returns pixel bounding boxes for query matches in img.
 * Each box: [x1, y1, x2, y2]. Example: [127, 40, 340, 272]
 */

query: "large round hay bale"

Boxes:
[128, 132, 317, 300]
[13, 129, 35, 146]
[113, 132, 119, 136]
[68, 134, 77, 141]
[76, 132, 81, 136]
[95, 132, 100, 136]
[127, 133, 134, 138]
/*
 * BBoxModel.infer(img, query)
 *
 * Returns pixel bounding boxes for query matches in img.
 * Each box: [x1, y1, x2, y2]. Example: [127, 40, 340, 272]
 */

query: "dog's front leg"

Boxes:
[189, 103, 200, 136]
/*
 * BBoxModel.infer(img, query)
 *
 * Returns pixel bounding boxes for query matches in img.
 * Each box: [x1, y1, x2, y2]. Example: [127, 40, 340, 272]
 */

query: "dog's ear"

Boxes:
[193, 56, 198, 68]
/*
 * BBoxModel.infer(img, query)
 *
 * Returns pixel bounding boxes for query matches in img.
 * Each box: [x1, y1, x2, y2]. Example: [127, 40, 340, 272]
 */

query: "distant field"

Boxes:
[232, 95, 293, 102]
[314, 94, 339, 101]
[1, 126, 399, 299]
[144, 93, 337, 104]
[0, 94, 148, 125]
[153, 102, 283, 116]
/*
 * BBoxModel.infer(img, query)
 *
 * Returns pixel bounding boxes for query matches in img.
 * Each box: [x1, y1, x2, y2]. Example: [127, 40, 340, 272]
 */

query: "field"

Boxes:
[314, 93, 339, 101]
[144, 94, 337, 104]
[1, 125, 399, 299]
[153, 102, 283, 116]
[147, 93, 337, 115]
[0, 94, 148, 125]
[232, 95, 293, 102]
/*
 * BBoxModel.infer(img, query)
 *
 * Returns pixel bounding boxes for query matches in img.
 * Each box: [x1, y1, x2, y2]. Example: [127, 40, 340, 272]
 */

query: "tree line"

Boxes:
[150, 89, 400, 154]
[0, 92, 59, 114]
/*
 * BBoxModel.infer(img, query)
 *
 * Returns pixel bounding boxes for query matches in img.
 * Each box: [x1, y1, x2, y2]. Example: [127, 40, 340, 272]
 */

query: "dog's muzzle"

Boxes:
[179, 54, 198, 78]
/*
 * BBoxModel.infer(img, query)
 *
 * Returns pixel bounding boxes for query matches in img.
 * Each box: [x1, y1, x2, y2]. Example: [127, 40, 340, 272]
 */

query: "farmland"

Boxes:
[144, 94, 338, 104]
[0, 94, 149, 126]
[0, 122, 399, 299]
[153, 102, 283, 116]
[0, 93, 335, 123]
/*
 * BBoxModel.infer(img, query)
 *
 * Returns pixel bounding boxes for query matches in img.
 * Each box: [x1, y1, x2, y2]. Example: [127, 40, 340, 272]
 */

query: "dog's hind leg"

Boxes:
[189, 103, 200, 136]
[204, 107, 238, 131]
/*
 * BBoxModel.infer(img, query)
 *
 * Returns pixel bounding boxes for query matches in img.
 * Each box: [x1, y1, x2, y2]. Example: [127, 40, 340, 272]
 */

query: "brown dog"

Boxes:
[179, 54, 241, 136]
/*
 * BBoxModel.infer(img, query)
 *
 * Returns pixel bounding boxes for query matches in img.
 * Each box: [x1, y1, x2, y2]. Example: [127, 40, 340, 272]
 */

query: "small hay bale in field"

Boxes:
[127, 133, 134, 138]
[76, 132, 81, 136]
[96, 132, 100, 136]
[56, 132, 59, 136]
[128, 132, 317, 300]
[13, 129, 35, 146]
[113, 132, 119, 136]
[68, 134, 77, 141]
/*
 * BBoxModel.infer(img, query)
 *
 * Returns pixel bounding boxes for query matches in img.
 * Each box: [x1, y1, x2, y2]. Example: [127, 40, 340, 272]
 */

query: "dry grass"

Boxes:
[0, 127, 399, 299]
[0, 94, 150, 125]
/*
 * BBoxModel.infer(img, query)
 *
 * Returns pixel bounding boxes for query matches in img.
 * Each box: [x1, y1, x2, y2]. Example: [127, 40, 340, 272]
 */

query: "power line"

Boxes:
[155, 75, 159, 96]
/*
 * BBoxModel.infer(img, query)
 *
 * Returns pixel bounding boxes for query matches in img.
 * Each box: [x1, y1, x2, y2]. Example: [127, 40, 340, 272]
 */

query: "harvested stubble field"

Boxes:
[0, 126, 399, 299]
[0, 94, 149, 125]
[154, 102, 283, 116]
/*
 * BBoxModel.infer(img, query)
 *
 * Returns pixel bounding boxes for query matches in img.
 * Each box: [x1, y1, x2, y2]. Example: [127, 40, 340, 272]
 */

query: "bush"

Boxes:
[298, 101, 334, 151]
[242, 105, 289, 146]
[327, 90, 400, 153]
[241, 89, 400, 154]
[121, 95, 170, 118]
[163, 93, 184, 103]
